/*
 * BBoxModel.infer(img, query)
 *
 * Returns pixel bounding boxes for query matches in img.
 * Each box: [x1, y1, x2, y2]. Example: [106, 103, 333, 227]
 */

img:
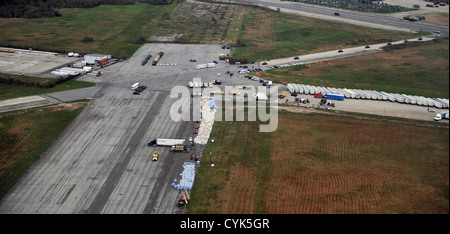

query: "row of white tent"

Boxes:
[287, 83, 449, 109]
[51, 66, 93, 78]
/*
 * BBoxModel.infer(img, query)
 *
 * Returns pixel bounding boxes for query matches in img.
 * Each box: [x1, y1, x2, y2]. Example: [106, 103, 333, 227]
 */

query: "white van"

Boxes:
[131, 83, 140, 90]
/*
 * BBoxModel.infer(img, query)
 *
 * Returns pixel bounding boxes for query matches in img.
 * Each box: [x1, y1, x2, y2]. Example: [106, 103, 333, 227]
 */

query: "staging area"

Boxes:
[0, 48, 81, 77]
[0, 42, 447, 214]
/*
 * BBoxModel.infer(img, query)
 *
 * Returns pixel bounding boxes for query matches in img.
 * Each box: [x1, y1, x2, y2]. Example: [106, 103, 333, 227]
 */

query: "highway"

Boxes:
[222, 0, 449, 37]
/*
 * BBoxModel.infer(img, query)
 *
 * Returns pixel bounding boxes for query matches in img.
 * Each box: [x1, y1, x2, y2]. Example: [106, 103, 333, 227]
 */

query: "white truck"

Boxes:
[148, 138, 185, 147]
[434, 112, 449, 121]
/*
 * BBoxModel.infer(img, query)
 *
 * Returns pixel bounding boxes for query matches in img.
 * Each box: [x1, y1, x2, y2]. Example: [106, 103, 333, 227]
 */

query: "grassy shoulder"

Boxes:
[0, 101, 89, 199]
[254, 38, 449, 98]
[0, 73, 96, 101]
[0, 2, 178, 58]
[232, 9, 428, 62]
[187, 110, 449, 214]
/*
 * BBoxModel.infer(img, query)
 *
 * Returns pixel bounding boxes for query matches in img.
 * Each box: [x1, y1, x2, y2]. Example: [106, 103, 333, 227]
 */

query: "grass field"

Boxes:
[188, 110, 449, 214]
[0, 74, 96, 101]
[151, 2, 248, 44]
[0, 3, 177, 58]
[0, 101, 89, 199]
[232, 10, 427, 62]
[254, 38, 449, 98]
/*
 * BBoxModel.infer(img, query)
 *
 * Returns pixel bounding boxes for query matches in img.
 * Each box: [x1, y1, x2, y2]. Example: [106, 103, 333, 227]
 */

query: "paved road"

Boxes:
[0, 1, 448, 214]
[214, 0, 449, 37]
[259, 35, 436, 67]
[0, 44, 235, 213]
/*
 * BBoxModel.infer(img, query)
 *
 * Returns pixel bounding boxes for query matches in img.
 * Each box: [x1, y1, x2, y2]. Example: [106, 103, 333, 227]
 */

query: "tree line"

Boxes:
[0, 0, 173, 18]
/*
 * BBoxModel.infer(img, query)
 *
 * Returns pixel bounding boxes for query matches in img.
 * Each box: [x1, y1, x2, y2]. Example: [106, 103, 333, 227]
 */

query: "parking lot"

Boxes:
[0, 48, 80, 77]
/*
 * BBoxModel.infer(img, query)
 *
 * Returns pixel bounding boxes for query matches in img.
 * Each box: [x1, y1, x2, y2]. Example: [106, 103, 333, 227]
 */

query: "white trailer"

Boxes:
[432, 98, 444, 109]
[287, 84, 295, 93]
[343, 89, 356, 99]
[301, 85, 310, 95]
[339, 89, 351, 98]
[294, 84, 302, 94]
[148, 138, 186, 147]
[412, 96, 423, 106]
[401, 94, 411, 104]
[435, 98, 449, 109]
[425, 98, 435, 107]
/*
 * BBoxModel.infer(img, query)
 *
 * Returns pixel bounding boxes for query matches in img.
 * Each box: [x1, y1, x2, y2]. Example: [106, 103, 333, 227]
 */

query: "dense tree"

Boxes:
[0, 0, 173, 18]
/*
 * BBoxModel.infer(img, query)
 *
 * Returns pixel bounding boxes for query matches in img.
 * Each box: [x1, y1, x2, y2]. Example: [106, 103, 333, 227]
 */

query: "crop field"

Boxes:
[232, 9, 425, 62]
[188, 111, 449, 214]
[0, 101, 88, 199]
[0, 3, 177, 58]
[257, 38, 449, 99]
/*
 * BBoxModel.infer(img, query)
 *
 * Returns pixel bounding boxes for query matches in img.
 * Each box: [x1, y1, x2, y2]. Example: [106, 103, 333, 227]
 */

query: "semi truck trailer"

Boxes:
[148, 138, 185, 147]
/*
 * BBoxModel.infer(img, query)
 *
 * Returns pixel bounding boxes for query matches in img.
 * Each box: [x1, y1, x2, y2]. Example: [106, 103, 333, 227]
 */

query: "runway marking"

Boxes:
[6, 60, 40, 72]
[0, 60, 15, 67]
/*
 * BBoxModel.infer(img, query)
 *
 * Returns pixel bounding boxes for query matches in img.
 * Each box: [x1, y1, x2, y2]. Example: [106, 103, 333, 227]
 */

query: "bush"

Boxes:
[82, 36, 94, 42]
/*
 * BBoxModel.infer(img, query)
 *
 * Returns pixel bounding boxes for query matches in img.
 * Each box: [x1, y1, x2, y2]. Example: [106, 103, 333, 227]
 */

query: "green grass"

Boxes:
[0, 75, 96, 101]
[257, 39, 449, 98]
[0, 3, 178, 58]
[0, 101, 89, 199]
[232, 10, 428, 62]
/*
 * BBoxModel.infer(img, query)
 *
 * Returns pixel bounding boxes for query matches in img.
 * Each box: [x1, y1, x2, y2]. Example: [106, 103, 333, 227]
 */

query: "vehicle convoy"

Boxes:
[152, 51, 164, 66]
[148, 138, 185, 147]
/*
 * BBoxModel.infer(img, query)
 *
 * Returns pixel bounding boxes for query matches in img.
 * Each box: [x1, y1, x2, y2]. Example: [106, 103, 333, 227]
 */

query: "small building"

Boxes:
[83, 54, 111, 65]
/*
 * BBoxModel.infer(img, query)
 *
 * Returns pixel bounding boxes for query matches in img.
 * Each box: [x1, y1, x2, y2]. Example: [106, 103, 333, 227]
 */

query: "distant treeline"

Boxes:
[0, 0, 173, 18]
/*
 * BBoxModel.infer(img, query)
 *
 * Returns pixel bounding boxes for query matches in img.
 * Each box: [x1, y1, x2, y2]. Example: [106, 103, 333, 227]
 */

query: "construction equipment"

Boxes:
[211, 79, 222, 85]
[219, 53, 229, 60]
[152, 150, 159, 161]
[171, 145, 186, 152]
[279, 92, 286, 99]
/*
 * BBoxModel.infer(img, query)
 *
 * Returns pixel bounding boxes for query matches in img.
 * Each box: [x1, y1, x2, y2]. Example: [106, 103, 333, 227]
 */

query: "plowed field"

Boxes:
[188, 111, 449, 214]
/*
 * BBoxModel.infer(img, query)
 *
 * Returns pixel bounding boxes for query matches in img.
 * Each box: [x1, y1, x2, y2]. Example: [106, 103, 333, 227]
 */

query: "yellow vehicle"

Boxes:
[279, 92, 286, 99]
[152, 150, 159, 161]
